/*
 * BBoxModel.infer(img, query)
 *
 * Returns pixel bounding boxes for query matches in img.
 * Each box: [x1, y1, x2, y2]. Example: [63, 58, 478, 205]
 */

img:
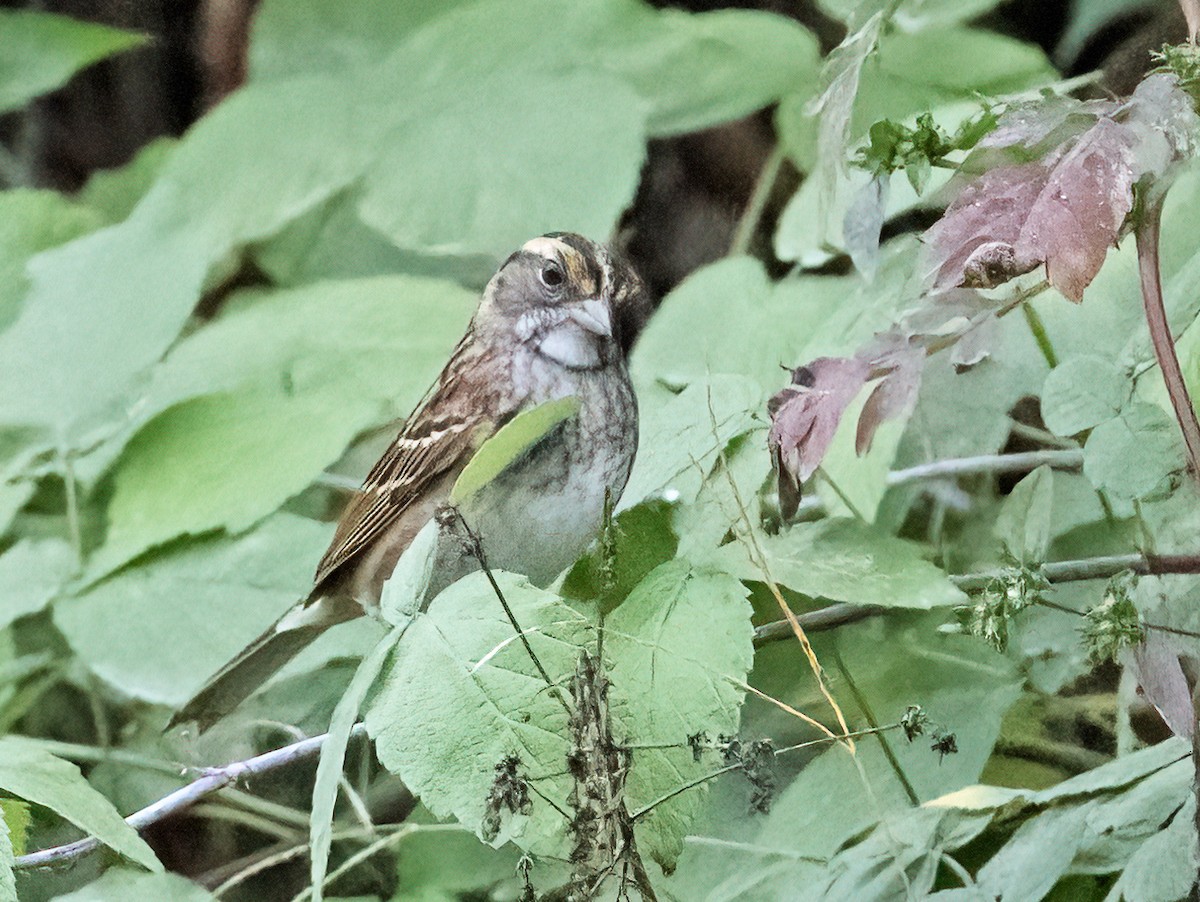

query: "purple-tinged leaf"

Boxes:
[1130, 633, 1195, 738]
[856, 348, 922, 455]
[768, 357, 871, 517]
[923, 162, 1046, 291]
[1016, 117, 1136, 302]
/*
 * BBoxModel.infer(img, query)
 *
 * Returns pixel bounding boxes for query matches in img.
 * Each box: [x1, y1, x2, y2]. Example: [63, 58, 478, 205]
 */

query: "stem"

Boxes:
[1022, 303, 1058, 368]
[753, 551, 1200, 647]
[886, 449, 1081, 487]
[833, 651, 918, 806]
[730, 145, 785, 257]
[1136, 191, 1200, 481]
[14, 726, 367, 870]
[453, 509, 572, 714]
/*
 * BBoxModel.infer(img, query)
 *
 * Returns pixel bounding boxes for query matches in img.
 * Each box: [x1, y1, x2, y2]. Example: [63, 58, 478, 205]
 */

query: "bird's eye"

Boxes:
[539, 261, 565, 290]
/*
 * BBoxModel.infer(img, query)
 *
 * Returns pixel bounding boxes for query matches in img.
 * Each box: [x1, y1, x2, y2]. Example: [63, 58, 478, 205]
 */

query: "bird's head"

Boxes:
[477, 233, 647, 369]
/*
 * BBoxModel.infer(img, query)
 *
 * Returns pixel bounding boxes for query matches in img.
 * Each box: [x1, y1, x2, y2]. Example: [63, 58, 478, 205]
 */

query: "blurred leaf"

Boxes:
[1041, 355, 1130, 435]
[250, 0, 820, 137]
[0, 736, 160, 871]
[0, 801, 14, 902]
[53, 868, 213, 901]
[0, 190, 103, 333]
[995, 466, 1054, 564]
[356, 69, 646, 256]
[54, 514, 334, 706]
[0, 539, 75, 632]
[451, 397, 581, 504]
[392, 824, 526, 902]
[719, 520, 967, 609]
[78, 138, 176, 225]
[1112, 795, 1197, 902]
[0, 10, 146, 114]
[87, 276, 474, 572]
[1083, 403, 1186, 502]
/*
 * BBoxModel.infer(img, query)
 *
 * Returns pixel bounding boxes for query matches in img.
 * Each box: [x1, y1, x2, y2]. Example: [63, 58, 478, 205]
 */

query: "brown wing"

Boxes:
[312, 335, 506, 590]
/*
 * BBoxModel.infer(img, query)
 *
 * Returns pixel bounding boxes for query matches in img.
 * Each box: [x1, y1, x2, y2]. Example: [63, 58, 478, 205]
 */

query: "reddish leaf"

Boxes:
[1015, 118, 1136, 302]
[768, 357, 870, 517]
[856, 348, 923, 455]
[923, 162, 1046, 292]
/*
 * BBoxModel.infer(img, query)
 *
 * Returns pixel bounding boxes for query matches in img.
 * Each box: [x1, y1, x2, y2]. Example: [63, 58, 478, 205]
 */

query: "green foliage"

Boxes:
[0, 11, 145, 115]
[0, 737, 160, 871]
[3, 1, 1200, 899]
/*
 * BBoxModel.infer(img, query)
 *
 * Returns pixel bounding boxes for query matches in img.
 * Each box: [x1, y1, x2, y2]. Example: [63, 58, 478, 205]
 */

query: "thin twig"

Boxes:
[706, 387, 854, 749]
[886, 449, 1082, 486]
[833, 651, 918, 806]
[753, 551, 1200, 647]
[452, 508, 572, 714]
[1136, 190, 1200, 480]
[14, 726, 367, 870]
[730, 145, 785, 256]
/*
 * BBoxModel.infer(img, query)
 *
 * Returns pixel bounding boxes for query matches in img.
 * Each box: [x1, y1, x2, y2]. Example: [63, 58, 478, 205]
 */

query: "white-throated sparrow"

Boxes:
[174, 233, 644, 730]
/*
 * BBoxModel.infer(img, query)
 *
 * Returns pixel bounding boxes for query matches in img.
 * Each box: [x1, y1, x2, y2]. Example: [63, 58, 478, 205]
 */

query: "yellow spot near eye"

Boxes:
[520, 237, 597, 294]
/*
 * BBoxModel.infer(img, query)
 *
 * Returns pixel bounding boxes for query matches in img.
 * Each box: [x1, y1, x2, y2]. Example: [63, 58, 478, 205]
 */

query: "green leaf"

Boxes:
[250, 0, 820, 137]
[366, 574, 592, 858]
[53, 514, 337, 706]
[0, 10, 146, 114]
[450, 397, 581, 504]
[604, 561, 753, 867]
[53, 868, 214, 901]
[87, 275, 474, 573]
[1040, 355, 1130, 435]
[1083, 403, 1186, 502]
[0, 800, 14, 902]
[366, 563, 753, 871]
[995, 466, 1055, 564]
[720, 520, 967, 609]
[0, 539, 75, 632]
[392, 823, 526, 902]
[356, 69, 646, 256]
[0, 736, 160, 872]
[78, 138, 177, 225]
[0, 190, 104, 334]
[379, 520, 440, 626]
[311, 620, 411, 902]
[0, 800, 28, 858]
[1113, 795, 1196, 902]
[621, 375, 763, 509]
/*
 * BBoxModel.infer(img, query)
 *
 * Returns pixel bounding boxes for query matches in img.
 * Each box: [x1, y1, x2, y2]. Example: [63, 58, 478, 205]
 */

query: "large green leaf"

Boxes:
[365, 563, 753, 871]
[86, 276, 474, 573]
[0, 539, 75, 632]
[250, 0, 820, 137]
[1083, 403, 1186, 502]
[0, 10, 146, 114]
[0, 801, 14, 902]
[718, 519, 966, 609]
[52, 514, 364, 706]
[0, 737, 160, 872]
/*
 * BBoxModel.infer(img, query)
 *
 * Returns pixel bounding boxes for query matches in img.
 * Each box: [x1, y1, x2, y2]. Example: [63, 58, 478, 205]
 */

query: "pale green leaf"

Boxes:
[366, 563, 753, 871]
[621, 375, 763, 509]
[53, 868, 213, 901]
[53, 514, 334, 706]
[1041, 355, 1130, 435]
[1113, 795, 1197, 902]
[604, 561, 753, 868]
[0, 10, 146, 114]
[995, 466, 1055, 564]
[0, 737, 160, 871]
[380, 520, 439, 626]
[87, 275, 474, 573]
[0, 189, 103, 334]
[1083, 404, 1186, 502]
[720, 519, 967, 608]
[0, 539, 75, 631]
[0, 802, 14, 902]
[78, 138, 177, 225]
[451, 398, 581, 504]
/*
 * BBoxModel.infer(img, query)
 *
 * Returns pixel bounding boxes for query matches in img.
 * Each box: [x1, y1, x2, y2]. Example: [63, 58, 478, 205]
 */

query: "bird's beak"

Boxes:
[568, 298, 613, 337]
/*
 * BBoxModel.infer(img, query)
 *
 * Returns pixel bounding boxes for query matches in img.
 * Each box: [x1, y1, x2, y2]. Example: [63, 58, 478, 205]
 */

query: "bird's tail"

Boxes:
[169, 594, 359, 733]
